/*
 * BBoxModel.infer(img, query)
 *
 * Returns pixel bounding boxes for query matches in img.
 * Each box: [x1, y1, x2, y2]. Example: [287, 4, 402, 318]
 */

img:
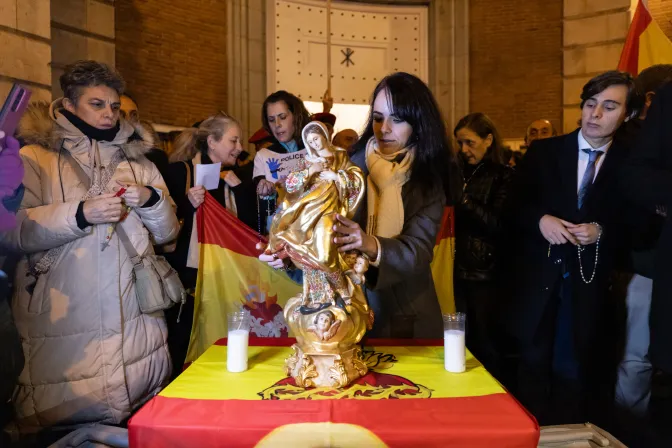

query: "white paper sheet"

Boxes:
[195, 163, 221, 190]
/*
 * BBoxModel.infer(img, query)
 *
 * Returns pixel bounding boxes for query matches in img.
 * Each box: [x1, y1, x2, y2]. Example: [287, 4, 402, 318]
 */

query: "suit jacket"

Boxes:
[620, 83, 672, 373]
[350, 149, 445, 339]
[507, 129, 628, 354]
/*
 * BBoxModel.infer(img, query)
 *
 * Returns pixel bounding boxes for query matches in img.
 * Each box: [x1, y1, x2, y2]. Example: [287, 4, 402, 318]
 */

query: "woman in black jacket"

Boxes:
[453, 113, 513, 371]
[162, 113, 257, 378]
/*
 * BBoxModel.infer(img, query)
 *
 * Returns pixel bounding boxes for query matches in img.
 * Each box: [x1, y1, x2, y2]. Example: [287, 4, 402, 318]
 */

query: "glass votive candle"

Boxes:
[443, 312, 466, 373]
[227, 309, 251, 373]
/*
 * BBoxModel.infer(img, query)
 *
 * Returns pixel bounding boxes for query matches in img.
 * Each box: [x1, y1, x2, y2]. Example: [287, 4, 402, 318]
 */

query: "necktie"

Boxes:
[577, 148, 602, 209]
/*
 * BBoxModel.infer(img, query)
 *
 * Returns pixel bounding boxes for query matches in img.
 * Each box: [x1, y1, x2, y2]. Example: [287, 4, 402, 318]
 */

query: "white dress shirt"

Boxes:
[577, 130, 612, 193]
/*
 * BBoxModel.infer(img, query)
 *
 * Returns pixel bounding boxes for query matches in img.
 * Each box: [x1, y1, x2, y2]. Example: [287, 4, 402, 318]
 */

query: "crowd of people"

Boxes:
[1, 59, 672, 446]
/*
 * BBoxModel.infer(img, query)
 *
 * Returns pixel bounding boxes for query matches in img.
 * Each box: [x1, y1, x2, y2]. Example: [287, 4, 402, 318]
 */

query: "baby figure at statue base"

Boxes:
[263, 121, 371, 388]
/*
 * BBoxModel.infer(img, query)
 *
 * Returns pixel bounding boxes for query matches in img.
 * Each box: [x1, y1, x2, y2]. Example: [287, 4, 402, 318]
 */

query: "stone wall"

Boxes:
[562, 0, 632, 133]
[429, 0, 469, 132]
[51, 0, 116, 98]
[0, 0, 52, 104]
[228, 0, 267, 146]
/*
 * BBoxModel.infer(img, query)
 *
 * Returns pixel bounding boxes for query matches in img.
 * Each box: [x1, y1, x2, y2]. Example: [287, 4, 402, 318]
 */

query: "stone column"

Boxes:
[562, 0, 633, 133]
[0, 0, 52, 103]
[429, 0, 469, 129]
[228, 0, 267, 153]
[51, 0, 115, 97]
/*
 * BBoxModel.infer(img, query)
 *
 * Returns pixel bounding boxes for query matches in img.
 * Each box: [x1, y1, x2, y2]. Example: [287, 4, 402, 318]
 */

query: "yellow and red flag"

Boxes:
[130, 338, 539, 447]
[431, 206, 456, 314]
[618, 0, 672, 74]
[186, 193, 301, 363]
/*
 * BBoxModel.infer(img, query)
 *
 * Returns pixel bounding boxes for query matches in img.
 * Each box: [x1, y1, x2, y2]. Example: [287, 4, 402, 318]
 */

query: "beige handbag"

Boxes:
[116, 225, 186, 314]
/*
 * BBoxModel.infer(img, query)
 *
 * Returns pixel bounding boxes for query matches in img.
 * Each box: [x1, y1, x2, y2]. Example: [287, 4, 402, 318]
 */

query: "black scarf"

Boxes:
[60, 109, 120, 142]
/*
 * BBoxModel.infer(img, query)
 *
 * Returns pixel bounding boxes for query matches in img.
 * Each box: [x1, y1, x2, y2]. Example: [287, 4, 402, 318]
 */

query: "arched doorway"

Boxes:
[268, 0, 429, 134]
[227, 0, 468, 149]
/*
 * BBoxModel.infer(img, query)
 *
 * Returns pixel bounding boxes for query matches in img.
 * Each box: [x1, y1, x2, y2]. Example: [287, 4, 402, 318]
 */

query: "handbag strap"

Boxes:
[116, 225, 143, 267]
[184, 161, 192, 196]
[61, 147, 91, 190]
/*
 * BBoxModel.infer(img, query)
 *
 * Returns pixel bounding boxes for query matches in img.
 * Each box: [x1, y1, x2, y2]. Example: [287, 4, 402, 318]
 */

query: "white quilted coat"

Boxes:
[0, 100, 179, 431]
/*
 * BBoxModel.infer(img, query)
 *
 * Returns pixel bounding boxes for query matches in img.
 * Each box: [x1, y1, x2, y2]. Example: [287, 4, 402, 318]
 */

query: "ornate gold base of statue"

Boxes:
[282, 277, 372, 388]
[264, 121, 372, 389]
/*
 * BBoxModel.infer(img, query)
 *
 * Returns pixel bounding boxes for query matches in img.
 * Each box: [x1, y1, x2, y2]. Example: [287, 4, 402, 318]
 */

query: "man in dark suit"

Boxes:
[508, 71, 636, 425]
[621, 81, 672, 434]
[612, 65, 672, 419]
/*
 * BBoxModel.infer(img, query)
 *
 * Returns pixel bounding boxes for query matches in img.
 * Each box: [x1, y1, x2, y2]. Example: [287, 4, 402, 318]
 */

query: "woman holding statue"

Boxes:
[262, 72, 458, 339]
[265, 121, 365, 313]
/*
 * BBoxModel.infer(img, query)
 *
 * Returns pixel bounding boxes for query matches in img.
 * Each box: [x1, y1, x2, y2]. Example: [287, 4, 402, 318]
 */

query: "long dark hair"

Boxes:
[454, 113, 505, 165]
[262, 90, 311, 145]
[352, 72, 458, 199]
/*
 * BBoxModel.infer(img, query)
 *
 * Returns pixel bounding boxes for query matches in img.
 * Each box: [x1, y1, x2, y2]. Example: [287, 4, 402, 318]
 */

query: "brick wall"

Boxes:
[115, 0, 228, 127]
[649, 0, 672, 39]
[468, 0, 563, 139]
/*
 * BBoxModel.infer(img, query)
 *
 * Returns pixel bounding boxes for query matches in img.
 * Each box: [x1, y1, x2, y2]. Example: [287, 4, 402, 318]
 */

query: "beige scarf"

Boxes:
[365, 137, 413, 238]
[186, 152, 239, 268]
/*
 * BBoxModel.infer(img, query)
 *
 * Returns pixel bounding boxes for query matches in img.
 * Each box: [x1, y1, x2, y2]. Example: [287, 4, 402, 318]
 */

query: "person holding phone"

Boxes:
[0, 131, 25, 444]
[0, 131, 24, 231]
[1, 60, 179, 434]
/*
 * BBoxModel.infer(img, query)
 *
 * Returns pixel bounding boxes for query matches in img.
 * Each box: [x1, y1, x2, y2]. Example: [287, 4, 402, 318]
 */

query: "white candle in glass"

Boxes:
[444, 329, 466, 373]
[227, 329, 249, 373]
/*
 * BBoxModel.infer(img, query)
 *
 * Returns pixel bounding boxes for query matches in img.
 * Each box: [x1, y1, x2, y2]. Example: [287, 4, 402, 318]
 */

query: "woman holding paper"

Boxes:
[163, 112, 257, 378]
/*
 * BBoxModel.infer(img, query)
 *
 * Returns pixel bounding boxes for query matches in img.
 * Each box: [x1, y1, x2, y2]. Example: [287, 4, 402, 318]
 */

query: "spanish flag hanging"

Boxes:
[185, 193, 301, 363]
[431, 206, 456, 314]
[618, 0, 672, 75]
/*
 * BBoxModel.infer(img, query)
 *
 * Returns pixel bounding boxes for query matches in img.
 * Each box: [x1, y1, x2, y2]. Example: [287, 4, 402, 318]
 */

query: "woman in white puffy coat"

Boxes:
[1, 61, 179, 432]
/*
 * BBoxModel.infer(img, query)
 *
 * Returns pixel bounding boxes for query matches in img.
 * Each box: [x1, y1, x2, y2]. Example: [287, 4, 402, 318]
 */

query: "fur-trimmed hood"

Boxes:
[17, 99, 155, 160]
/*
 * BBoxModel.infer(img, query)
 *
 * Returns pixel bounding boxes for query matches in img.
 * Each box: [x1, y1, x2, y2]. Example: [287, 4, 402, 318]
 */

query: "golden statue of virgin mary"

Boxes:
[264, 121, 372, 388]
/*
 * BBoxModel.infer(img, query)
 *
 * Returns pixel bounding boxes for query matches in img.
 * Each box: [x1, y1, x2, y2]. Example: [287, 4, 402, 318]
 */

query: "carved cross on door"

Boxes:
[341, 48, 355, 67]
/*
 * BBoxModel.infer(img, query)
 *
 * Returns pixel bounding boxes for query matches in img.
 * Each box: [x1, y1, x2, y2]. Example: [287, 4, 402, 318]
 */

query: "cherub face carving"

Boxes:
[316, 312, 333, 332]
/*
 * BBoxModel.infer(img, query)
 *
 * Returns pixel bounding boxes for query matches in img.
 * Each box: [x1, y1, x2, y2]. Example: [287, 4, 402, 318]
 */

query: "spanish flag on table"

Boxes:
[185, 193, 301, 363]
[130, 338, 539, 447]
[431, 206, 456, 314]
[618, 0, 672, 74]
